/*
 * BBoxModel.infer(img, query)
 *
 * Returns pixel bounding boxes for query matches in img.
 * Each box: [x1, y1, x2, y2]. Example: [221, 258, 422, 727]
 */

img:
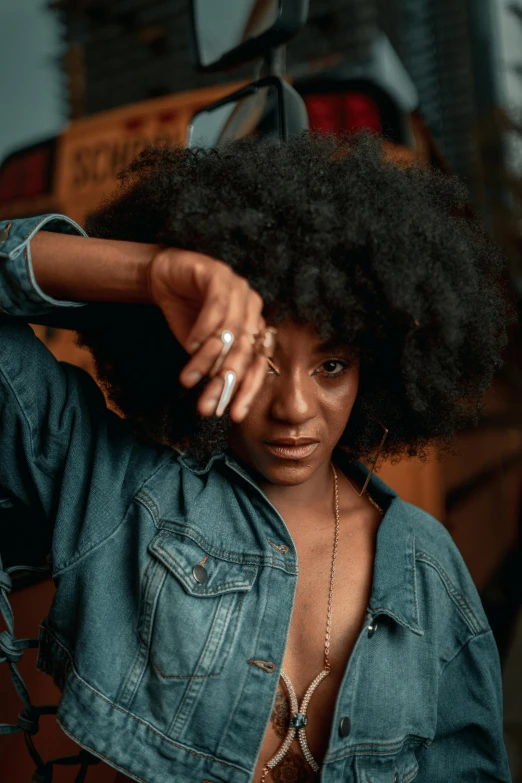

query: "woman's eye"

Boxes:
[319, 360, 348, 378]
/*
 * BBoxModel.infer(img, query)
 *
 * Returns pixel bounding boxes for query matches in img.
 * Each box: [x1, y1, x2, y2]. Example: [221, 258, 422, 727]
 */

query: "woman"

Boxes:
[0, 132, 514, 782]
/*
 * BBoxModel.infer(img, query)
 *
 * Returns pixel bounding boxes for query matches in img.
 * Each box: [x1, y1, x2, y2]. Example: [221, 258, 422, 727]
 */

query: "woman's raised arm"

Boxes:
[29, 224, 268, 422]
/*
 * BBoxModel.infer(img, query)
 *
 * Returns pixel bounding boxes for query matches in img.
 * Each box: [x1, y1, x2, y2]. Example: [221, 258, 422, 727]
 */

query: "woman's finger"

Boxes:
[197, 294, 266, 414]
[196, 373, 227, 418]
[229, 352, 269, 422]
[187, 272, 249, 354]
[181, 284, 263, 388]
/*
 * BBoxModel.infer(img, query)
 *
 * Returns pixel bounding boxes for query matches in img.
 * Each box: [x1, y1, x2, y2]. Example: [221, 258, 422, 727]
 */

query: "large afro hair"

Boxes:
[73, 131, 514, 463]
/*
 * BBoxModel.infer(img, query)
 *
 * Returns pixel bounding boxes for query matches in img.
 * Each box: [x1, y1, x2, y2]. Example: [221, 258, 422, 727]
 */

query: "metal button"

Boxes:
[192, 564, 208, 583]
[0, 227, 9, 243]
[367, 620, 378, 638]
[339, 716, 351, 737]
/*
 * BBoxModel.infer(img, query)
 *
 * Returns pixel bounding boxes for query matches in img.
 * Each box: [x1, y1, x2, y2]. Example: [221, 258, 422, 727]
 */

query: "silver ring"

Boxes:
[209, 330, 234, 378]
[216, 370, 236, 417]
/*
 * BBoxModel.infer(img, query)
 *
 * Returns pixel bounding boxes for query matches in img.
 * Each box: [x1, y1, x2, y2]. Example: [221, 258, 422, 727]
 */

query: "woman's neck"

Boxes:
[242, 457, 335, 516]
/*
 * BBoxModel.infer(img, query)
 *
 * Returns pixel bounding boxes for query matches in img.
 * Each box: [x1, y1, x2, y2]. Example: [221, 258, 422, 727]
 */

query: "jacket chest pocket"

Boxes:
[356, 746, 420, 783]
[139, 530, 257, 679]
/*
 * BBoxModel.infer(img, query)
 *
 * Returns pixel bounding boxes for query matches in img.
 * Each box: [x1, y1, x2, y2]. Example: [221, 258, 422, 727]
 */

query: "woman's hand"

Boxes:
[147, 248, 268, 422]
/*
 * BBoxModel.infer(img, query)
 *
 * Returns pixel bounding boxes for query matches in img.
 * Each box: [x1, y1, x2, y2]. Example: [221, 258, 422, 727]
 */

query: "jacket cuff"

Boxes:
[0, 215, 89, 316]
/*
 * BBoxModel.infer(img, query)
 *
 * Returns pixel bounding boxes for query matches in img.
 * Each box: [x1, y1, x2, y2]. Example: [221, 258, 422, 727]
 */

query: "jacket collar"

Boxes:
[177, 447, 424, 636]
[332, 450, 424, 637]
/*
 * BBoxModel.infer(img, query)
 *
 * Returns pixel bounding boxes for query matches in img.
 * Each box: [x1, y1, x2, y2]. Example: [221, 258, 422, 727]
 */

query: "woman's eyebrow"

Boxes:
[315, 340, 351, 353]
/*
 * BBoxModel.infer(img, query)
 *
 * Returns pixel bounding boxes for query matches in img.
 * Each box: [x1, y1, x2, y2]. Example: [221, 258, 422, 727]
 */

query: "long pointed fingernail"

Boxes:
[216, 371, 236, 417]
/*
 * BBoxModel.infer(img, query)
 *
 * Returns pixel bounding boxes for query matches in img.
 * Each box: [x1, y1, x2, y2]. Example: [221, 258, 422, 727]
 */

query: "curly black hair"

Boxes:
[73, 131, 514, 463]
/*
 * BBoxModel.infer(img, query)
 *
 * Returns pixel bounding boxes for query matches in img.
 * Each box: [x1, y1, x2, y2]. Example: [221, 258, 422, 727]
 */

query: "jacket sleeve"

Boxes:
[0, 214, 88, 316]
[416, 630, 512, 782]
[0, 215, 150, 572]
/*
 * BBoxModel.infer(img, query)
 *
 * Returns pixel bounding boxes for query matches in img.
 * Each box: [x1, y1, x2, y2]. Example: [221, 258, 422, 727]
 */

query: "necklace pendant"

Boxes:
[265, 668, 330, 775]
[290, 712, 308, 729]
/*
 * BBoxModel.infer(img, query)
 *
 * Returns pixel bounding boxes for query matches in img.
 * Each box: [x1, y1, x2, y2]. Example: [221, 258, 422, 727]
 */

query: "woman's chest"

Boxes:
[253, 521, 378, 782]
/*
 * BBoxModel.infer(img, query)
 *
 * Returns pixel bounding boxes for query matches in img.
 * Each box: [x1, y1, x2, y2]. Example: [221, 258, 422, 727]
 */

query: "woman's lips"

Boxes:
[263, 442, 319, 460]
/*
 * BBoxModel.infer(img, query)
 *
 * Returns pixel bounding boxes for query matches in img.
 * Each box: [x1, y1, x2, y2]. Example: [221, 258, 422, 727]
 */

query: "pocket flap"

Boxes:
[149, 531, 257, 596]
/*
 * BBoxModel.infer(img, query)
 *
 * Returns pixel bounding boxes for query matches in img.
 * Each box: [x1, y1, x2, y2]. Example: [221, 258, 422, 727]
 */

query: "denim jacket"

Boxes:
[0, 215, 512, 783]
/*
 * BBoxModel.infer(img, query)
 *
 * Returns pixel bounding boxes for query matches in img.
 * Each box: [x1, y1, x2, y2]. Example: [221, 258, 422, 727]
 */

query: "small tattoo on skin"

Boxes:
[267, 689, 319, 782]
[271, 750, 317, 783]
[272, 690, 291, 739]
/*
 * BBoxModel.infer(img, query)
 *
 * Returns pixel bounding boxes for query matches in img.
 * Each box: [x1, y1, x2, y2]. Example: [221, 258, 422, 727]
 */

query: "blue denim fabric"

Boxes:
[0, 216, 512, 782]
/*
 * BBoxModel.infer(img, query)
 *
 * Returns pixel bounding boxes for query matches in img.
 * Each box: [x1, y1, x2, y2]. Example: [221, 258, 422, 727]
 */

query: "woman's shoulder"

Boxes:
[399, 498, 491, 634]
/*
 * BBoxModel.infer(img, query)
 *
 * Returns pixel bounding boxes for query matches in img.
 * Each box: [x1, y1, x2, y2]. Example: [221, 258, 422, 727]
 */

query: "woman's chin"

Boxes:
[249, 453, 322, 486]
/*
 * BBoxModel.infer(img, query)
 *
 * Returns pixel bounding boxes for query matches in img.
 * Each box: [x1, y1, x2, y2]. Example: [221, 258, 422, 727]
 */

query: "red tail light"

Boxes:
[0, 142, 54, 202]
[304, 92, 381, 135]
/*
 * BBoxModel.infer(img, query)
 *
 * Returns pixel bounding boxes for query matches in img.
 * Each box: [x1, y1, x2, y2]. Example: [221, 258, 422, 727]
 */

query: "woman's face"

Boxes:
[228, 321, 360, 486]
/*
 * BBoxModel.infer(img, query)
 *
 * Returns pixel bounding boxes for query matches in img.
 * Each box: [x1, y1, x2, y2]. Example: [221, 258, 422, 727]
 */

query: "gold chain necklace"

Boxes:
[260, 462, 339, 780]
[261, 463, 383, 780]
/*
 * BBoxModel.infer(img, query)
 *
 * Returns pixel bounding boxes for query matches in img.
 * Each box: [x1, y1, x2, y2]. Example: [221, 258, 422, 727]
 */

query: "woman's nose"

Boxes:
[269, 373, 317, 423]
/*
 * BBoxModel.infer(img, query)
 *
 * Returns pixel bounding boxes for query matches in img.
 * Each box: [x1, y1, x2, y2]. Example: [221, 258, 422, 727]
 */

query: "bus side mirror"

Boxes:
[190, 0, 309, 72]
[187, 75, 308, 148]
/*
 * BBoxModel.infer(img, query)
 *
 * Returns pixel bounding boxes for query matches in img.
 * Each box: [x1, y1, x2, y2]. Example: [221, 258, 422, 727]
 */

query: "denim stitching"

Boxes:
[22, 216, 47, 242]
[326, 735, 431, 763]
[152, 588, 237, 680]
[42, 625, 249, 773]
[144, 532, 233, 680]
[21, 215, 86, 244]
[136, 490, 160, 523]
[153, 594, 228, 680]
[51, 499, 135, 577]
[159, 519, 294, 572]
[115, 556, 167, 708]
[166, 594, 245, 735]
[150, 663, 219, 680]
[117, 635, 149, 712]
[136, 492, 280, 566]
[158, 519, 270, 562]
[402, 762, 419, 783]
[140, 533, 248, 680]
[49, 454, 171, 576]
[24, 245, 42, 305]
[136, 489, 296, 573]
[411, 532, 420, 626]
[139, 556, 167, 648]
[200, 590, 237, 674]
[439, 630, 493, 680]
[415, 549, 484, 632]
[55, 722, 149, 783]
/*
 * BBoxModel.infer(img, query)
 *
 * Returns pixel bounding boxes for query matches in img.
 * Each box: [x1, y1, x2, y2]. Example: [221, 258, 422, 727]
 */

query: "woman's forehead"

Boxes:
[270, 321, 353, 353]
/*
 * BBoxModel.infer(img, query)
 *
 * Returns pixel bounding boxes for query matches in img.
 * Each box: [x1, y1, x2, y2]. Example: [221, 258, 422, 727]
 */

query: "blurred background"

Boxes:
[0, 0, 521, 780]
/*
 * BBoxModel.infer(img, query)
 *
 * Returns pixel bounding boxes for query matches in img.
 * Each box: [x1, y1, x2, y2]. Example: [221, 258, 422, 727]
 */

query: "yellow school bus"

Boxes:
[0, 82, 246, 226]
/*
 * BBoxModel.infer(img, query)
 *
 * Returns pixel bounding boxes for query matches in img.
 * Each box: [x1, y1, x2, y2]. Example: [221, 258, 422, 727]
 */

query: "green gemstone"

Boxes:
[290, 713, 308, 729]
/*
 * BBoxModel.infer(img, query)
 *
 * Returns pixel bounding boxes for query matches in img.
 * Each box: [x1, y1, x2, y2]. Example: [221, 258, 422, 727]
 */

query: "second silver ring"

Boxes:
[215, 370, 236, 417]
[209, 329, 234, 378]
